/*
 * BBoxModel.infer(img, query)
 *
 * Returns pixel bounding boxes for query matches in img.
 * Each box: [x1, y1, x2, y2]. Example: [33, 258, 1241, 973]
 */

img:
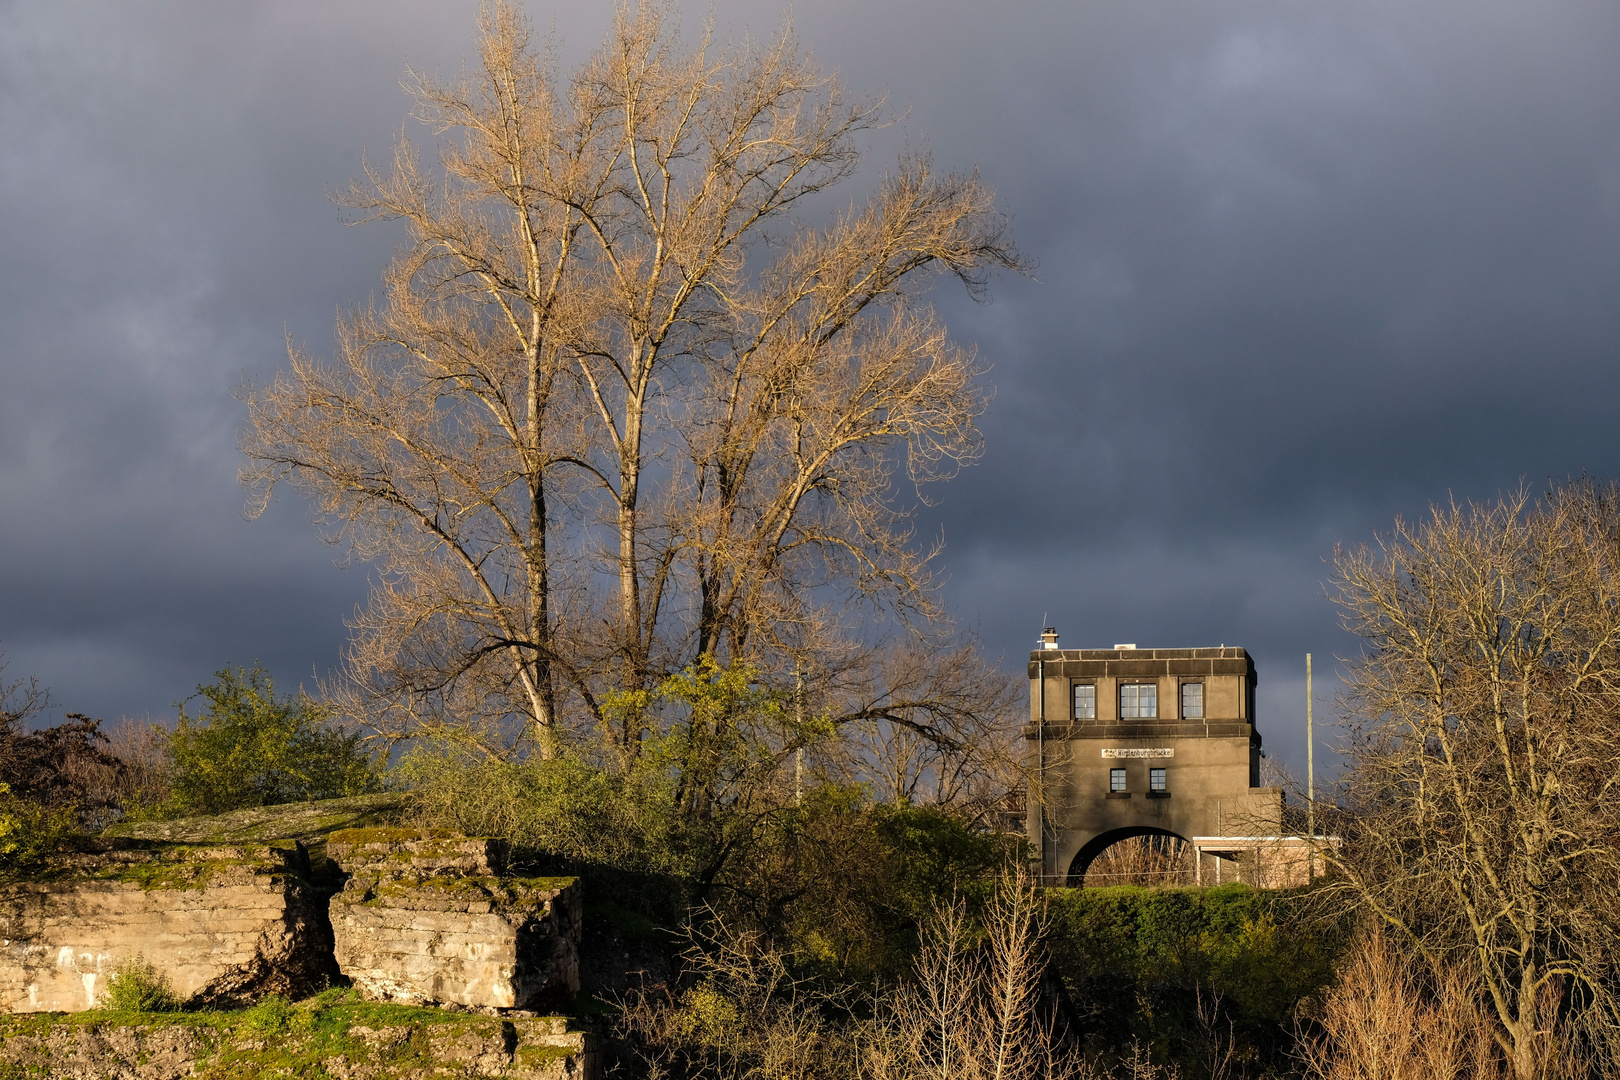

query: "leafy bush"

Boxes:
[0, 782, 78, 879]
[1046, 885, 1347, 1073]
[166, 666, 383, 815]
[397, 746, 674, 871]
[100, 956, 181, 1012]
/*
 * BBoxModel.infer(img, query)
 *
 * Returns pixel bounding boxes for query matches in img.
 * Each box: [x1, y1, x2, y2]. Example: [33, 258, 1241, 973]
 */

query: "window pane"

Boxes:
[1110, 768, 1127, 792]
[1181, 681, 1203, 719]
[1073, 684, 1095, 719]
[1150, 768, 1166, 792]
[1122, 683, 1156, 718]
[1121, 683, 1153, 718]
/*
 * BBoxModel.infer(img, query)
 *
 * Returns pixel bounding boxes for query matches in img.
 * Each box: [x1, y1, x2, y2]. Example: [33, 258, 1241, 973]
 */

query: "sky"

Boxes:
[3, 0, 1620, 784]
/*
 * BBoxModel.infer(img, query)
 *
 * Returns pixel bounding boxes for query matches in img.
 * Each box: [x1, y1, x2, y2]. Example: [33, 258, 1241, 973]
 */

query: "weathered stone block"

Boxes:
[328, 829, 580, 1011]
[0, 840, 332, 1012]
[0, 1008, 596, 1079]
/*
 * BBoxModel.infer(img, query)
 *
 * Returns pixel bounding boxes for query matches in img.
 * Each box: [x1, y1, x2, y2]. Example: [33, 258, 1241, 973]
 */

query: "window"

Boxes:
[1120, 683, 1157, 718]
[1181, 682, 1203, 719]
[1110, 768, 1127, 792]
[1150, 768, 1167, 792]
[1072, 683, 1096, 719]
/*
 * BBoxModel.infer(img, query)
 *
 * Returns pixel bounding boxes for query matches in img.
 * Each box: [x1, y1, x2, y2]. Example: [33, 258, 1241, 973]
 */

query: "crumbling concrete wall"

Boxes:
[0, 840, 333, 1012]
[328, 830, 581, 1011]
[0, 1009, 595, 1079]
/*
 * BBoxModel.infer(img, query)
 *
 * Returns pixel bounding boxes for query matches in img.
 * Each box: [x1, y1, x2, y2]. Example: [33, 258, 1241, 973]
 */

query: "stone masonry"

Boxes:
[328, 829, 581, 1011]
[0, 840, 331, 1012]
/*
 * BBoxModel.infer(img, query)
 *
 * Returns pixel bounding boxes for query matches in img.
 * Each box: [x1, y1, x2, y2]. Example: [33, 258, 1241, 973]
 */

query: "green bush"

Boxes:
[1046, 884, 1347, 1074]
[166, 666, 383, 815]
[0, 782, 78, 879]
[100, 956, 181, 1012]
[397, 745, 680, 874]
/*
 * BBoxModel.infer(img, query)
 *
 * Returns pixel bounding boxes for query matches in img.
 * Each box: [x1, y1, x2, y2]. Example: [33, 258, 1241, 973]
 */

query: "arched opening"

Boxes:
[1069, 827, 1194, 888]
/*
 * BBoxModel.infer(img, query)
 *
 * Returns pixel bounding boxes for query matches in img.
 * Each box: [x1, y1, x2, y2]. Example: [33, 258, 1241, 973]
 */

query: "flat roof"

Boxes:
[1028, 646, 1249, 661]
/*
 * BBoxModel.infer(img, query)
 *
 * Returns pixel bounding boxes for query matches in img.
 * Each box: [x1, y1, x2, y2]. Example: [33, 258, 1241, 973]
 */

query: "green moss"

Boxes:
[0, 998, 580, 1080]
[102, 794, 410, 847]
[347, 871, 575, 908]
[515, 1043, 576, 1065]
[326, 827, 461, 845]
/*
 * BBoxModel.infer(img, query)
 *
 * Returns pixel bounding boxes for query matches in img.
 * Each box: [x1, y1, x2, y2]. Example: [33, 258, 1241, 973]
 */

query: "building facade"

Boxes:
[1024, 634, 1285, 884]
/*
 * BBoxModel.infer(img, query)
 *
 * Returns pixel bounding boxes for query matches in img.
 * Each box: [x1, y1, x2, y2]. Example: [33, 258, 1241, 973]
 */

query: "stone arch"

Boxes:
[1067, 826, 1192, 887]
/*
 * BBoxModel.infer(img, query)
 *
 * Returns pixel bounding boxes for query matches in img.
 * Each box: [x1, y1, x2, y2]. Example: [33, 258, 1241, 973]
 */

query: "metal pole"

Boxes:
[1307, 652, 1314, 879]
[1306, 654, 1315, 819]
[1038, 653, 1046, 882]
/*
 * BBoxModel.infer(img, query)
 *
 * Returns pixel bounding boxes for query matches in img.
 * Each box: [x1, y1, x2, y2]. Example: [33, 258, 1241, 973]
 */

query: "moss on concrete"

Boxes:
[0, 991, 584, 1079]
[12, 841, 312, 892]
[346, 872, 577, 909]
[324, 827, 460, 846]
[102, 794, 410, 847]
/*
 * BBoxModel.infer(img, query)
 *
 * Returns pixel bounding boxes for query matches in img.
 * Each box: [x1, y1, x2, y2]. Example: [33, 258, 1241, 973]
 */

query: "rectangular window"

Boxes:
[1150, 768, 1167, 792]
[1120, 683, 1157, 718]
[1072, 683, 1096, 719]
[1181, 682, 1203, 719]
[1110, 768, 1127, 792]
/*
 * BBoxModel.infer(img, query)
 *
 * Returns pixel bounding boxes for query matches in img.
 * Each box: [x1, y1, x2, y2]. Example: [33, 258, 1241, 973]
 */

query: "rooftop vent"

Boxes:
[1039, 627, 1059, 649]
[1113, 643, 1138, 650]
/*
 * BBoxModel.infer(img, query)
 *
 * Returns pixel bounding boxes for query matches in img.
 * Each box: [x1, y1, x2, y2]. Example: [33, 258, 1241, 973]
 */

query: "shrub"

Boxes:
[1046, 884, 1347, 1073]
[1300, 930, 1506, 1080]
[100, 956, 181, 1012]
[166, 665, 383, 815]
[0, 782, 78, 879]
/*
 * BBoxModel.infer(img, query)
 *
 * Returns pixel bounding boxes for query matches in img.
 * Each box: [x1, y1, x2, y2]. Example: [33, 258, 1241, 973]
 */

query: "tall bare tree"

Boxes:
[242, 2, 1023, 762]
[1327, 482, 1620, 1079]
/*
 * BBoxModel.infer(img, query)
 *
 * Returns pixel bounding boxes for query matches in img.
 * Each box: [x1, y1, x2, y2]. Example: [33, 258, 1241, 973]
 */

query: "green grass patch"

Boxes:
[0, 994, 580, 1080]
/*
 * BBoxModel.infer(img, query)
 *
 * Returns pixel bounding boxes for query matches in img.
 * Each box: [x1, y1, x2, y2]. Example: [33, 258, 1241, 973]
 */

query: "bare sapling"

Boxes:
[862, 871, 1091, 1080]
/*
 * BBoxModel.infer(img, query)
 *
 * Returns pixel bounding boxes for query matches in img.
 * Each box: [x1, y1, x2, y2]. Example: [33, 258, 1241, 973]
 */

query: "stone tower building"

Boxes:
[1024, 631, 1290, 885]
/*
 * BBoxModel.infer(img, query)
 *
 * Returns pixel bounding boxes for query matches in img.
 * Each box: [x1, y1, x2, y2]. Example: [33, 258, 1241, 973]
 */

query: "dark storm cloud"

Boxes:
[4, 1, 1619, 781]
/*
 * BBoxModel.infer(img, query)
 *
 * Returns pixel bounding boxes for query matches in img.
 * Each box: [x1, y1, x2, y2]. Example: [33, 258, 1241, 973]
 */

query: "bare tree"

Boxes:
[0, 650, 48, 731]
[1326, 481, 1620, 1079]
[242, 1, 1023, 761]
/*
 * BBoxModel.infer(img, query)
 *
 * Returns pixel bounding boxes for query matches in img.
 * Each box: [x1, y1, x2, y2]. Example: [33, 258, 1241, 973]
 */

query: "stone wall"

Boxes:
[0, 1007, 594, 1079]
[328, 830, 581, 1011]
[0, 840, 332, 1012]
[1, 810, 583, 1020]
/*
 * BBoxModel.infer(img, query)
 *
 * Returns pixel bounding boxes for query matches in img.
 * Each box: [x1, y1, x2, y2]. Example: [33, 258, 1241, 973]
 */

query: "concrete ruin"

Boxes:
[0, 839, 333, 1012]
[329, 829, 582, 1011]
[0, 802, 581, 1017]
[0, 1010, 594, 1080]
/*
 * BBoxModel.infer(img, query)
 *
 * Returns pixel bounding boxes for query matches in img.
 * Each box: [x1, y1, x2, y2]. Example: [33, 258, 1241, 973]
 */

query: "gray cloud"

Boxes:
[4, 0, 1619, 782]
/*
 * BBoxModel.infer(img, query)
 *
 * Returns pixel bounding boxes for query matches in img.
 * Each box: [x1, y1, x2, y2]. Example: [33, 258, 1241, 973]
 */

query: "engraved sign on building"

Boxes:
[1100, 748, 1175, 759]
